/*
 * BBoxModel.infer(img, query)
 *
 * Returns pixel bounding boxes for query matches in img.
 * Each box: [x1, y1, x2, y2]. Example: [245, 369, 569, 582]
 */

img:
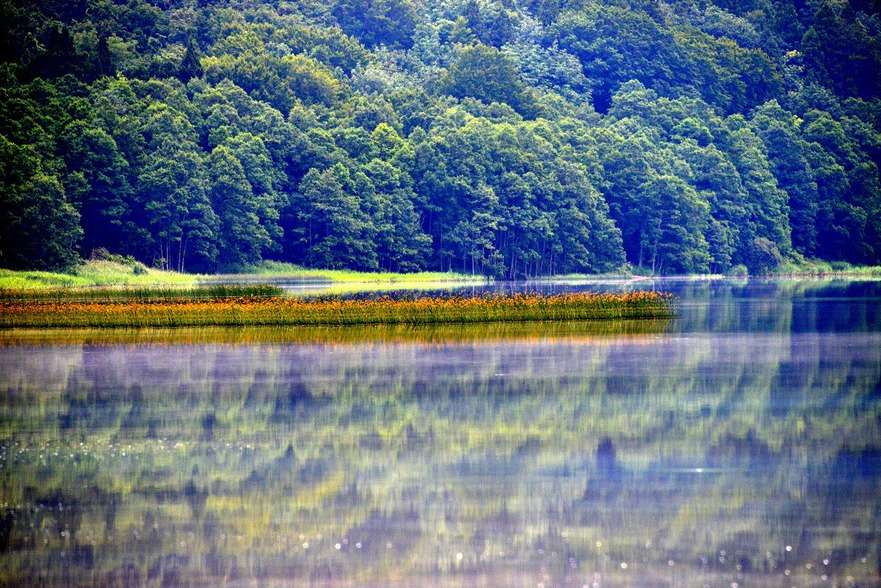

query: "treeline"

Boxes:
[1, 0, 880, 276]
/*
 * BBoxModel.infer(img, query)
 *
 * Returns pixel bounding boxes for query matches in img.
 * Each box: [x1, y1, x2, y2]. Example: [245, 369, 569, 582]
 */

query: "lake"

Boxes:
[1, 278, 880, 587]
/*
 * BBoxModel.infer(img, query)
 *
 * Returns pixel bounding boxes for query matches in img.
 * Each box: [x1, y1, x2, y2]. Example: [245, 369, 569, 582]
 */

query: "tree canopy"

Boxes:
[2, 0, 880, 275]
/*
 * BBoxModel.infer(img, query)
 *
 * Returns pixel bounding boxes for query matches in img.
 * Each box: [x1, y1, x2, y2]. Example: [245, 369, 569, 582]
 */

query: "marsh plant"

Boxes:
[0, 291, 674, 328]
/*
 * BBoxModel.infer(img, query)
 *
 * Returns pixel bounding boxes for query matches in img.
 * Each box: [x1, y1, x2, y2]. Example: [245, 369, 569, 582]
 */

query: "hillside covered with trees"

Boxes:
[1, 0, 880, 277]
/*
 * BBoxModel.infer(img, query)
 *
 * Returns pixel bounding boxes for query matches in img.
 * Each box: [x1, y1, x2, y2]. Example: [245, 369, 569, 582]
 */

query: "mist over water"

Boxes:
[1, 278, 880, 586]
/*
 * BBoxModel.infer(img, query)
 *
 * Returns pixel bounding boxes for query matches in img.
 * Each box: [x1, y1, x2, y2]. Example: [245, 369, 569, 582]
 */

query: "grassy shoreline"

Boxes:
[0, 260, 485, 291]
[0, 291, 674, 329]
[4, 259, 880, 292]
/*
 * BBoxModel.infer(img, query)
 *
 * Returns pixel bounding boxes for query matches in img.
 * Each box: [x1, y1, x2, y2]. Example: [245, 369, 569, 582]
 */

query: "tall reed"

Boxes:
[0, 291, 674, 329]
[0, 283, 284, 304]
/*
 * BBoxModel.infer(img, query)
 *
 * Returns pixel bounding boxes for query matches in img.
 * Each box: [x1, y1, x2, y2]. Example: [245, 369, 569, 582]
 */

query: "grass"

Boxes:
[225, 261, 486, 285]
[0, 261, 201, 290]
[0, 291, 674, 329]
[5, 259, 881, 293]
[773, 258, 881, 277]
[0, 283, 284, 303]
[0, 260, 482, 291]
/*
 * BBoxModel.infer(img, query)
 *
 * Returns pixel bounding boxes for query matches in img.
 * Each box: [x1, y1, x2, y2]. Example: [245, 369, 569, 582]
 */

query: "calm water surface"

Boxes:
[1, 278, 880, 587]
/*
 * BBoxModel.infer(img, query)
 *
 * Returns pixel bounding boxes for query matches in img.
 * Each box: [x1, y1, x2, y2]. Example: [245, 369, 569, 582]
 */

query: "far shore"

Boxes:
[2, 259, 880, 293]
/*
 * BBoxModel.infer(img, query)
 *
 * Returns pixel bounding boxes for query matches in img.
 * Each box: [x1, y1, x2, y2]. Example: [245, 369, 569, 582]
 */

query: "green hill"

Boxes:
[1, 0, 880, 277]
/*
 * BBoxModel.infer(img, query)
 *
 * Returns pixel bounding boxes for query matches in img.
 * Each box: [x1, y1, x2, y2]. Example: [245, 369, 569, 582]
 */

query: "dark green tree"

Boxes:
[137, 141, 218, 272]
[60, 122, 132, 256]
[179, 37, 204, 83]
[360, 157, 430, 272]
[207, 145, 272, 269]
[750, 101, 819, 257]
[288, 164, 378, 270]
[0, 136, 81, 270]
[331, 0, 417, 50]
[439, 44, 538, 118]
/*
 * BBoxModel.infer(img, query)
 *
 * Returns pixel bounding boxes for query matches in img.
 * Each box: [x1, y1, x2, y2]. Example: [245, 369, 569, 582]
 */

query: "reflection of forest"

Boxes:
[1, 281, 880, 586]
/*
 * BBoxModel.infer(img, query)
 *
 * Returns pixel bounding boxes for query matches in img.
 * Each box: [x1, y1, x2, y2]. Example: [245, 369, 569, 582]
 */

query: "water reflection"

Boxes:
[1, 279, 880, 586]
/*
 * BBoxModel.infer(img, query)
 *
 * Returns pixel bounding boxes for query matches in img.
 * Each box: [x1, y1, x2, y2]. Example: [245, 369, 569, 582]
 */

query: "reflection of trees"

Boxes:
[0, 312, 879, 584]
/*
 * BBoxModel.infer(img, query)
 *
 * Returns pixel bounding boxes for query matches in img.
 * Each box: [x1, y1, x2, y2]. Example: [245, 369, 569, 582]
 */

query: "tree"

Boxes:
[60, 122, 132, 256]
[716, 121, 792, 263]
[547, 5, 682, 112]
[360, 158, 430, 272]
[288, 164, 378, 270]
[801, 108, 881, 262]
[179, 37, 204, 83]
[137, 141, 218, 272]
[0, 136, 81, 270]
[331, 0, 417, 50]
[28, 24, 85, 80]
[801, 2, 881, 100]
[439, 44, 538, 118]
[594, 125, 712, 274]
[637, 174, 712, 274]
[223, 132, 285, 251]
[207, 145, 272, 269]
[93, 34, 114, 80]
[674, 140, 749, 272]
[540, 160, 625, 275]
[750, 101, 819, 256]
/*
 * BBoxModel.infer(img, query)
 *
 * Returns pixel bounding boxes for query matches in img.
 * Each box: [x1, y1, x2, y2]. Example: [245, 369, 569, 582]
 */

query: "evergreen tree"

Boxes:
[179, 37, 204, 83]
[207, 145, 271, 269]
[0, 136, 81, 270]
[289, 164, 378, 271]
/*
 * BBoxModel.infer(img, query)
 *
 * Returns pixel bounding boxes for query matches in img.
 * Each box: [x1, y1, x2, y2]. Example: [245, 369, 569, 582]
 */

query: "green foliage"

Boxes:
[332, 0, 417, 50]
[1, 0, 880, 276]
[0, 135, 81, 270]
[439, 44, 539, 118]
[290, 164, 379, 271]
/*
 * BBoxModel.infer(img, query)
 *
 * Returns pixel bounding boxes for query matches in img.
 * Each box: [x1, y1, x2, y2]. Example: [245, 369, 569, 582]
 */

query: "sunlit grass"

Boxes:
[0, 260, 483, 294]
[775, 258, 881, 277]
[237, 260, 483, 283]
[0, 291, 674, 328]
[0, 261, 202, 290]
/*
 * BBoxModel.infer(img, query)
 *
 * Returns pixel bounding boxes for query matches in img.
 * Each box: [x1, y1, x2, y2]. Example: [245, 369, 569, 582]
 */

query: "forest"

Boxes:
[1, 0, 880, 277]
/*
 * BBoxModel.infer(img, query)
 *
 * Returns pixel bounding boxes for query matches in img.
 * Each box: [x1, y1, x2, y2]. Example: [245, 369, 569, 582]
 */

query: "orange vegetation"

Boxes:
[0, 291, 674, 329]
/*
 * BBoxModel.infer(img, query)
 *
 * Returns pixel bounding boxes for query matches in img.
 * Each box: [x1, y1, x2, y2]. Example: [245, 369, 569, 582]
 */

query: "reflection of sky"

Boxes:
[1, 279, 880, 585]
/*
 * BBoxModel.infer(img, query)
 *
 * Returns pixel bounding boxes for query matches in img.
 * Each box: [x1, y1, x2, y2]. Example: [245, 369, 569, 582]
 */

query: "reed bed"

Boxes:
[0, 283, 284, 303]
[0, 291, 673, 329]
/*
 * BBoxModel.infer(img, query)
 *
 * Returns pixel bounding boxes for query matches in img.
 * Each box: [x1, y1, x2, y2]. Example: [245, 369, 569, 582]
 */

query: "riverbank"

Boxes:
[0, 260, 483, 291]
[4, 259, 880, 293]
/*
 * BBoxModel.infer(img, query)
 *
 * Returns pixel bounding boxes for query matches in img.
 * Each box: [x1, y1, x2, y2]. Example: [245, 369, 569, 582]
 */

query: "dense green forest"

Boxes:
[1, 0, 880, 276]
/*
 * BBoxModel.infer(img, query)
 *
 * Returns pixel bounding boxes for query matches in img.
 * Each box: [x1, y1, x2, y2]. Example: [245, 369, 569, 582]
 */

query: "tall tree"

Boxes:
[206, 145, 271, 269]
[331, 0, 417, 50]
[288, 164, 378, 270]
[60, 122, 132, 256]
[0, 136, 81, 270]
[751, 101, 819, 257]
[439, 44, 538, 118]
[179, 37, 204, 83]
[360, 158, 430, 272]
